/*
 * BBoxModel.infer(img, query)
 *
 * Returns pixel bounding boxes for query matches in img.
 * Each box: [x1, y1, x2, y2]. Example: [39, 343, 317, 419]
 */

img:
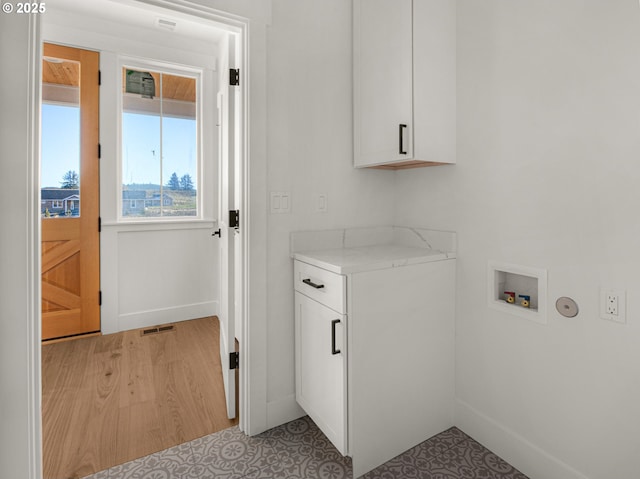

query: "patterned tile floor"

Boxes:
[83, 416, 528, 479]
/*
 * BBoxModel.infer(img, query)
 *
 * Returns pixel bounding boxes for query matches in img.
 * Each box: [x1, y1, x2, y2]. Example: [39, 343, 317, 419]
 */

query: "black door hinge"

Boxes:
[98, 143, 101, 159]
[229, 351, 239, 370]
[99, 290, 102, 306]
[98, 216, 102, 232]
[98, 70, 101, 86]
[230, 68, 240, 86]
[229, 210, 239, 228]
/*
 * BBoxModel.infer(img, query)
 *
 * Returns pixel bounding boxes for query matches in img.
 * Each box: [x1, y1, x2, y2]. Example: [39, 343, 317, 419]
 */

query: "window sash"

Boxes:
[119, 63, 200, 221]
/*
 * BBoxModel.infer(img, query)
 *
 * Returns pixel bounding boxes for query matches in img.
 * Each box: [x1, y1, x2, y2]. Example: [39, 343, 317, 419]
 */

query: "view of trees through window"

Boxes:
[41, 104, 81, 218]
[121, 67, 198, 218]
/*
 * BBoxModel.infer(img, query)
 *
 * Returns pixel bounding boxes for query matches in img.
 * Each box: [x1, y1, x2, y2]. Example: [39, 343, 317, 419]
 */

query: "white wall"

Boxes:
[395, 1, 640, 478]
[43, 5, 221, 334]
[263, 0, 397, 427]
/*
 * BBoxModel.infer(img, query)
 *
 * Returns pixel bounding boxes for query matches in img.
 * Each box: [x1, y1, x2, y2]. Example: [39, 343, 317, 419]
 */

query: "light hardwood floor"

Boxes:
[41, 316, 238, 479]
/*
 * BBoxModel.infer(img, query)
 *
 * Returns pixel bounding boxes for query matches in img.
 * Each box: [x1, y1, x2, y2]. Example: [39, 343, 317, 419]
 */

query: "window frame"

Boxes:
[117, 56, 203, 223]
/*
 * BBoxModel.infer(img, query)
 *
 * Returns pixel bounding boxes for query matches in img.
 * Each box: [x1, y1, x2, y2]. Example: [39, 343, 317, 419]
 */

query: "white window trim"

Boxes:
[117, 56, 203, 223]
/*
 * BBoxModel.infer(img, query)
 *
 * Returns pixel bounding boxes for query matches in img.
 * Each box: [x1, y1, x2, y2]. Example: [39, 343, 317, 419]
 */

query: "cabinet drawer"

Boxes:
[294, 261, 346, 314]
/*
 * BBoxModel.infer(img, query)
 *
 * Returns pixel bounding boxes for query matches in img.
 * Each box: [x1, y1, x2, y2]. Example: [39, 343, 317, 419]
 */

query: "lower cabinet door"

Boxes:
[295, 291, 347, 455]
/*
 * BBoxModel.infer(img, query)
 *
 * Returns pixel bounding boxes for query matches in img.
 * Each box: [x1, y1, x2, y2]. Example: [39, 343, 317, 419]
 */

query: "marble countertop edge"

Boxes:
[293, 247, 456, 275]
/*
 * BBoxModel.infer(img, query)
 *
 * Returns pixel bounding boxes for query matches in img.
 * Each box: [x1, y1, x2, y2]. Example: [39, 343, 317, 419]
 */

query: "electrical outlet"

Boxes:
[600, 289, 626, 323]
[606, 293, 618, 315]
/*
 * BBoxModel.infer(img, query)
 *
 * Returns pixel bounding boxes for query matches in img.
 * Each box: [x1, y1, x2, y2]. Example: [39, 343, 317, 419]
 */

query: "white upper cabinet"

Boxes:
[353, 0, 414, 167]
[353, 0, 456, 169]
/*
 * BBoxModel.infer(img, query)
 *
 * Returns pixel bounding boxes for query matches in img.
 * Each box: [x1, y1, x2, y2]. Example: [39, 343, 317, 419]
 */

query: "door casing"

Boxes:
[20, 3, 260, 478]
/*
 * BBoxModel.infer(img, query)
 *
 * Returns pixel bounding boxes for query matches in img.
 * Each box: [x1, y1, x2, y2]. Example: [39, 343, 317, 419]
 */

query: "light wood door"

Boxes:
[41, 43, 100, 340]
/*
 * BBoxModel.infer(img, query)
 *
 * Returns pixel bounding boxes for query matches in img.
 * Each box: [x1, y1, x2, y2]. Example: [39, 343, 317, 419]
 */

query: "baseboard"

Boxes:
[116, 300, 218, 332]
[266, 394, 305, 430]
[455, 398, 589, 479]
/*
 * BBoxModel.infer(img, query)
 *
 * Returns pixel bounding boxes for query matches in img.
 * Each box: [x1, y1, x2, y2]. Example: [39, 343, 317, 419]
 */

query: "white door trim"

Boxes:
[25, 13, 44, 479]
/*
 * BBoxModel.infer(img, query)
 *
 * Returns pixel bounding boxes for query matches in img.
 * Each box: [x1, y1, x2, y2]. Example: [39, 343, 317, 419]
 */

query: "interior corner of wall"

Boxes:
[266, 394, 305, 430]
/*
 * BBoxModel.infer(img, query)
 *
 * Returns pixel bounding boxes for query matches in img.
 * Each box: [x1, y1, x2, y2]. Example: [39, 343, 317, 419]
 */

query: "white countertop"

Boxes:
[293, 244, 456, 274]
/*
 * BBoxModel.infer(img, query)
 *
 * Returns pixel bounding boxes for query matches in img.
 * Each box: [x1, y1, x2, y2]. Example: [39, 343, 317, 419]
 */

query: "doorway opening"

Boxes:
[38, 1, 248, 477]
[40, 43, 100, 341]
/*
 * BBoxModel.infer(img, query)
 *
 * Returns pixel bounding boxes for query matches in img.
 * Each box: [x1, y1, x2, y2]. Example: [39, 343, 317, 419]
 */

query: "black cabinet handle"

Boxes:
[302, 278, 324, 289]
[399, 124, 407, 155]
[331, 319, 341, 355]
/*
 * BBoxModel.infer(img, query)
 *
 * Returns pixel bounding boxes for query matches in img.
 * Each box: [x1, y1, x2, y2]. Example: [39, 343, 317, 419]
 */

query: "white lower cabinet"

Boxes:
[294, 292, 347, 454]
[294, 257, 456, 477]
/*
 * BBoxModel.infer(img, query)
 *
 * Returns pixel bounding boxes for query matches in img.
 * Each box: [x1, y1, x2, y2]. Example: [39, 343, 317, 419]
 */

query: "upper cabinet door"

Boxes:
[353, 0, 456, 170]
[353, 0, 413, 168]
[413, 0, 456, 165]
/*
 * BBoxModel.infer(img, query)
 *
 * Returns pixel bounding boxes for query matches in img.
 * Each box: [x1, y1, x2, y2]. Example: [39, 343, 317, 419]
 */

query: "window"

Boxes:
[121, 64, 199, 218]
[41, 89, 81, 218]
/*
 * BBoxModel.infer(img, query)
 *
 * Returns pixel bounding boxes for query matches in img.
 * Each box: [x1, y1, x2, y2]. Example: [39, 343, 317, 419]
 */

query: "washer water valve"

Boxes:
[519, 295, 531, 308]
[504, 291, 516, 304]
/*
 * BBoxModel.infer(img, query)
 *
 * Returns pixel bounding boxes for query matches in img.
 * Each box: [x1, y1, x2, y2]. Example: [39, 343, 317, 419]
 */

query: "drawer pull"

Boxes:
[331, 319, 341, 355]
[302, 278, 325, 289]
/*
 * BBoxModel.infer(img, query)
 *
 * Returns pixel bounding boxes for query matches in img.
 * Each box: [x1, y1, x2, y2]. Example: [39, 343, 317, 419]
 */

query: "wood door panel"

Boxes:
[43, 300, 64, 313]
[42, 282, 81, 310]
[41, 43, 100, 341]
[42, 309, 83, 339]
[42, 244, 81, 292]
[42, 239, 81, 274]
[42, 217, 80, 239]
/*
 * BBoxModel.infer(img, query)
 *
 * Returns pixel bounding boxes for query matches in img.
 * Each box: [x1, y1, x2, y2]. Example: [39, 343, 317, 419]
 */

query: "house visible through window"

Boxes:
[121, 65, 199, 218]
[40, 62, 81, 219]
